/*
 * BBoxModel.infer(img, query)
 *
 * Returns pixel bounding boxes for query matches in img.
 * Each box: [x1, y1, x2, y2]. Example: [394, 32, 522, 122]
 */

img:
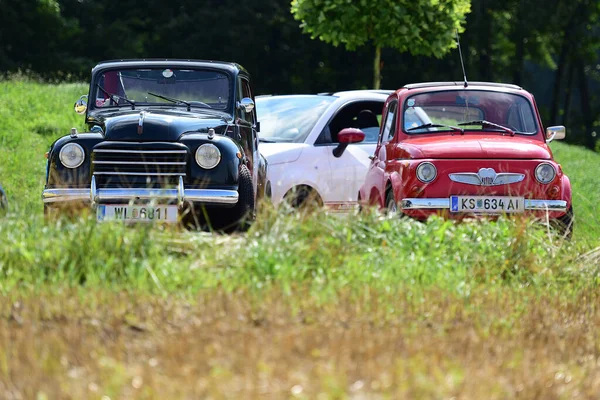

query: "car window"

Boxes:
[316, 100, 384, 145]
[380, 101, 398, 143]
[241, 79, 254, 124]
[94, 68, 230, 110]
[403, 90, 538, 135]
[256, 95, 337, 143]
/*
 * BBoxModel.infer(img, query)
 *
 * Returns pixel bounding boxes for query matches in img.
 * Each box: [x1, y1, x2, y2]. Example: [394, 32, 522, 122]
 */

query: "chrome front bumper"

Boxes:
[401, 198, 567, 212]
[42, 176, 238, 207]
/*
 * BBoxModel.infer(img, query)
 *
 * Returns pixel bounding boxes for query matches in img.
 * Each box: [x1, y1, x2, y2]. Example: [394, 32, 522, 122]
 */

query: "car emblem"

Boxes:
[478, 168, 496, 185]
[138, 111, 145, 135]
[449, 168, 525, 186]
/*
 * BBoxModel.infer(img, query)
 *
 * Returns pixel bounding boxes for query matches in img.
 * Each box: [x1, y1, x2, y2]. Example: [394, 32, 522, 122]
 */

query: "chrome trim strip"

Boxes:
[401, 198, 450, 209]
[91, 175, 97, 208]
[93, 172, 186, 176]
[401, 198, 567, 212]
[93, 149, 187, 154]
[93, 160, 187, 166]
[449, 172, 525, 186]
[525, 199, 567, 211]
[43, 187, 238, 205]
[42, 188, 90, 203]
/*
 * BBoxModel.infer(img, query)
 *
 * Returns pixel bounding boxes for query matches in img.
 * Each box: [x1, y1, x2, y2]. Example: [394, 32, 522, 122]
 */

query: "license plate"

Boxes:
[450, 196, 524, 213]
[97, 205, 178, 223]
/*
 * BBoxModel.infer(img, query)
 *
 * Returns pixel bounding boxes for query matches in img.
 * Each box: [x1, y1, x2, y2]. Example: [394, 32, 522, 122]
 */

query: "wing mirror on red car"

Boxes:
[333, 128, 365, 158]
[546, 126, 566, 143]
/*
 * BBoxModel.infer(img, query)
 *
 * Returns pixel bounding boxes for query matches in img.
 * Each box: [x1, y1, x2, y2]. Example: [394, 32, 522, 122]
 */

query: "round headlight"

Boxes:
[535, 162, 556, 184]
[416, 162, 437, 183]
[195, 144, 221, 169]
[59, 143, 85, 168]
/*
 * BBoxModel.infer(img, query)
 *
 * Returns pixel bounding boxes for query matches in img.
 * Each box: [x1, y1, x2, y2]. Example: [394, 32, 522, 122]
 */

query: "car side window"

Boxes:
[240, 79, 255, 125]
[315, 100, 383, 145]
[380, 101, 398, 143]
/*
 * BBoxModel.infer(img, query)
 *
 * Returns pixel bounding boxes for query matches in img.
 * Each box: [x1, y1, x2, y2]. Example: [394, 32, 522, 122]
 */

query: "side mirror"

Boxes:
[237, 97, 255, 113]
[74, 95, 88, 115]
[333, 128, 365, 158]
[546, 126, 566, 143]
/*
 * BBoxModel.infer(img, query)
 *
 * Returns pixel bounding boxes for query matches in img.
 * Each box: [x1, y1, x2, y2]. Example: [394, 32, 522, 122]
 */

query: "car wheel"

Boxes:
[226, 164, 255, 231]
[552, 206, 574, 240]
[283, 186, 322, 210]
[385, 189, 397, 215]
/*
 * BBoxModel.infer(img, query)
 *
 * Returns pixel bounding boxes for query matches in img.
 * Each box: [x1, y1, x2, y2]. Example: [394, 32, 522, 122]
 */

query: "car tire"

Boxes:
[552, 206, 574, 240]
[223, 164, 255, 231]
[385, 189, 398, 215]
[283, 186, 322, 210]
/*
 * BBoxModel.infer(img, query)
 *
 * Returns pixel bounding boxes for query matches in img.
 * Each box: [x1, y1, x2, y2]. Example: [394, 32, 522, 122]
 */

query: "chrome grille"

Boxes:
[92, 146, 187, 188]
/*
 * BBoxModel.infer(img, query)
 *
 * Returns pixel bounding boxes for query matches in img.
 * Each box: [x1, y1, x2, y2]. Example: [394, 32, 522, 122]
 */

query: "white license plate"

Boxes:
[450, 196, 524, 213]
[97, 205, 178, 223]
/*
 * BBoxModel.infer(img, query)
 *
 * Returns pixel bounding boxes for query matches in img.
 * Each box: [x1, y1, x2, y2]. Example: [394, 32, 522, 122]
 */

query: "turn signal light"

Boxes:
[547, 185, 560, 199]
[410, 186, 424, 196]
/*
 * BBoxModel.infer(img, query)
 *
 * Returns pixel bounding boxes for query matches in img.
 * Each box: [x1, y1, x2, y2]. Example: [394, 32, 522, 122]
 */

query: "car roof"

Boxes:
[402, 81, 523, 91]
[92, 59, 248, 76]
[256, 90, 391, 100]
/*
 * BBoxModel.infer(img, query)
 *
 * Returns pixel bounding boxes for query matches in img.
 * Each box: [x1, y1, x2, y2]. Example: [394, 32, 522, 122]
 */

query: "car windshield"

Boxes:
[93, 68, 230, 110]
[256, 95, 337, 143]
[403, 90, 538, 135]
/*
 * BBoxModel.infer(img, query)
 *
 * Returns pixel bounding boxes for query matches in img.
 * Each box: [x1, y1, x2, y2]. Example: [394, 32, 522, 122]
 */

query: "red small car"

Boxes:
[356, 82, 573, 235]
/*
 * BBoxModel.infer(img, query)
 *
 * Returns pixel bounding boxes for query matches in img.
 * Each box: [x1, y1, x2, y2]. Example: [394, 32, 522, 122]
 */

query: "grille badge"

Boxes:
[137, 111, 145, 135]
[449, 168, 525, 186]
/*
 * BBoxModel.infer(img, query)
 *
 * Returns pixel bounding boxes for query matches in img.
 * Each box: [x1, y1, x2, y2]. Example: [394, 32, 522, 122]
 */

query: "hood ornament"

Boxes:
[449, 168, 524, 186]
[137, 111, 146, 135]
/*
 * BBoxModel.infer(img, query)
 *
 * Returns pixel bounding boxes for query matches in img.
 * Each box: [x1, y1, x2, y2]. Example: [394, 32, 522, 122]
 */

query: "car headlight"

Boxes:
[195, 144, 221, 169]
[535, 162, 556, 184]
[59, 143, 85, 168]
[416, 162, 437, 183]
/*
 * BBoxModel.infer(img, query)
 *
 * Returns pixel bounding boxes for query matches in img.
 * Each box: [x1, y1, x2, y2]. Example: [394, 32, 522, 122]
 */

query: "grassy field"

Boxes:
[1, 78, 600, 398]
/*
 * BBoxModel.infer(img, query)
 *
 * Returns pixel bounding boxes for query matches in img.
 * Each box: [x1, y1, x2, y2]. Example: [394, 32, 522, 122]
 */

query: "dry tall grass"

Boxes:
[1, 288, 599, 399]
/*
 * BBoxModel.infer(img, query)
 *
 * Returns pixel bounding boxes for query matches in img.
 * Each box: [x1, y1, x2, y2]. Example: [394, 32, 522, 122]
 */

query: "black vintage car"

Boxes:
[0, 184, 7, 211]
[42, 59, 268, 229]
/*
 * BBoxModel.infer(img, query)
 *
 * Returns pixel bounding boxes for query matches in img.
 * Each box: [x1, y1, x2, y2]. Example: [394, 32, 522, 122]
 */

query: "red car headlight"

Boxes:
[535, 162, 556, 184]
[416, 162, 437, 183]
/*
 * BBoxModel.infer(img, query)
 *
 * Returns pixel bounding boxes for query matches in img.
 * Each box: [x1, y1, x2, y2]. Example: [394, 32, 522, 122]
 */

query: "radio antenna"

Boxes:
[456, 29, 468, 88]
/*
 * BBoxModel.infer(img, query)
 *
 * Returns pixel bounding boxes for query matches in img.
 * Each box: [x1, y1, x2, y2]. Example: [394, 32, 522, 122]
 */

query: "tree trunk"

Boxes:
[550, 43, 568, 126]
[578, 60, 594, 149]
[373, 45, 381, 89]
[477, 0, 492, 81]
[511, 1, 525, 85]
[562, 61, 574, 128]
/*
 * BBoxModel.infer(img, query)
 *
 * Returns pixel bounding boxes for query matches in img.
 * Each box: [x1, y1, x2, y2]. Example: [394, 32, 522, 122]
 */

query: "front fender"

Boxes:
[46, 133, 104, 188]
[560, 174, 572, 210]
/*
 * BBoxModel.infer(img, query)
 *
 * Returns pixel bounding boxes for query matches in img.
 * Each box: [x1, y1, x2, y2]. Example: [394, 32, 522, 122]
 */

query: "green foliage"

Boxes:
[291, 0, 471, 56]
[0, 78, 86, 214]
[0, 209, 587, 295]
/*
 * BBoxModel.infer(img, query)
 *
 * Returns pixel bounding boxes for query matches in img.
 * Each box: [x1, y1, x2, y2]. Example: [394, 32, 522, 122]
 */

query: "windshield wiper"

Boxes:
[258, 137, 276, 143]
[407, 123, 464, 135]
[96, 84, 135, 109]
[147, 92, 193, 111]
[458, 120, 515, 136]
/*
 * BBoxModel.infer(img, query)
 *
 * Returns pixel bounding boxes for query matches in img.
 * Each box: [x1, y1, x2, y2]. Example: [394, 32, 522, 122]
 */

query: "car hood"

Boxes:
[398, 135, 552, 160]
[259, 142, 307, 165]
[87, 108, 231, 141]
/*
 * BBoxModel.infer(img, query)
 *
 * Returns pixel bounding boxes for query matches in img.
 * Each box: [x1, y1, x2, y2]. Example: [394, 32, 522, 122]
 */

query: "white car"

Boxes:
[256, 90, 393, 210]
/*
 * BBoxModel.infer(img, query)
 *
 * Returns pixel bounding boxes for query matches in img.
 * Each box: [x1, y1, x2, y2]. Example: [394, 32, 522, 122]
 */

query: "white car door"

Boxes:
[318, 100, 384, 210]
[326, 142, 376, 207]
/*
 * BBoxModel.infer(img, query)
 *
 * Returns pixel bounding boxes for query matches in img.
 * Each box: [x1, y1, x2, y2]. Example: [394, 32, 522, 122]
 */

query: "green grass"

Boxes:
[1, 78, 600, 398]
